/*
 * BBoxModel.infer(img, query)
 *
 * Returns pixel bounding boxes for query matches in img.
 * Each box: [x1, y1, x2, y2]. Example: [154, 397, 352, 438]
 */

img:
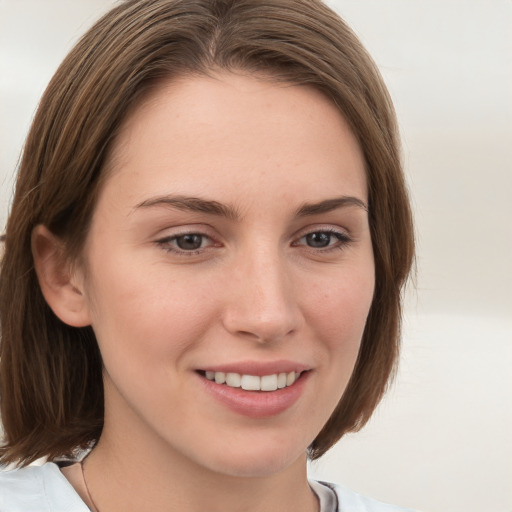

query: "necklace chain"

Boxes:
[81, 457, 101, 512]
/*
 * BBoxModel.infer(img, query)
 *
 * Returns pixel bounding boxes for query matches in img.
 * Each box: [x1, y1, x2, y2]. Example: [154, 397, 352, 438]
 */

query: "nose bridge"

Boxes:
[223, 241, 301, 342]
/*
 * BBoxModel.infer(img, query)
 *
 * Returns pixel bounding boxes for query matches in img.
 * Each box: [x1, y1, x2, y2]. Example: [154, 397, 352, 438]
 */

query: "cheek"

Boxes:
[83, 253, 218, 362]
[297, 264, 375, 433]
[305, 263, 375, 348]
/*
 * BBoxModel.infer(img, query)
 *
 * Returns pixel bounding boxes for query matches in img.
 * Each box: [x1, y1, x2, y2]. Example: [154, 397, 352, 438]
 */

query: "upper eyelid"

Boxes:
[292, 224, 351, 239]
[154, 225, 216, 242]
[156, 232, 216, 245]
[153, 224, 217, 239]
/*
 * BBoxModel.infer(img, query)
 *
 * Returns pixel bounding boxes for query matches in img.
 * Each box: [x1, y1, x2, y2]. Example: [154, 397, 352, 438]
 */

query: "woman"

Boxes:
[0, 0, 415, 510]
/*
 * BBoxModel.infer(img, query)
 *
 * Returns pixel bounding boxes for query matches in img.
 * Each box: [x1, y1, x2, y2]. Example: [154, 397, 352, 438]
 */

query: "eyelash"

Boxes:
[156, 232, 216, 256]
[155, 228, 352, 256]
[293, 228, 352, 252]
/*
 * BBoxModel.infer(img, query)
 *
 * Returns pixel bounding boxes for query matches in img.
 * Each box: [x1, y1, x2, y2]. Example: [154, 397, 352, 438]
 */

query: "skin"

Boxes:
[37, 72, 375, 512]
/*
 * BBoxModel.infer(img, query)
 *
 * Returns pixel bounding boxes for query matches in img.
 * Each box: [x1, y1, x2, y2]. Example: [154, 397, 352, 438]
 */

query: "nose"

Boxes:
[221, 246, 303, 344]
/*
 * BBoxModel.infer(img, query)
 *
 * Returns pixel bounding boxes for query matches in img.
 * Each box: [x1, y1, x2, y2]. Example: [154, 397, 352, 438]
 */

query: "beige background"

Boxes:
[1, 1, 511, 511]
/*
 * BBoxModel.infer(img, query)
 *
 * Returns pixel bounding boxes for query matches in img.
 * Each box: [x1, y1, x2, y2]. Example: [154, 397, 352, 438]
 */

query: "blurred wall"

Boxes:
[1, 2, 511, 511]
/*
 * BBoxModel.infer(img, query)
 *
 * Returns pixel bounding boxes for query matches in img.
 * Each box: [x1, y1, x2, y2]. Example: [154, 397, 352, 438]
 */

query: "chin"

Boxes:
[193, 437, 309, 479]
[209, 455, 303, 479]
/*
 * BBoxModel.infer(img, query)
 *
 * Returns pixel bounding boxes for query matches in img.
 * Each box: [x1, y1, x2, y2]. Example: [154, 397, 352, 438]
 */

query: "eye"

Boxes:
[156, 232, 214, 254]
[174, 234, 206, 251]
[295, 229, 351, 250]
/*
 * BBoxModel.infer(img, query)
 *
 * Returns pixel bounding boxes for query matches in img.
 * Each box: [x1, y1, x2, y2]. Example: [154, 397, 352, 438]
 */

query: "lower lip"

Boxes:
[197, 372, 310, 419]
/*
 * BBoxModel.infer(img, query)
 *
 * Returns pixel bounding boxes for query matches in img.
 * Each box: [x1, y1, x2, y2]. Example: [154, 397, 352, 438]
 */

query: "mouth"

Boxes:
[198, 370, 304, 391]
[196, 366, 311, 418]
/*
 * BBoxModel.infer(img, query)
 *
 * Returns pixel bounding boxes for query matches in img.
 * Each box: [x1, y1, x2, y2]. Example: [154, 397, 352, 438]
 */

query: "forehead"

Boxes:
[101, 72, 367, 210]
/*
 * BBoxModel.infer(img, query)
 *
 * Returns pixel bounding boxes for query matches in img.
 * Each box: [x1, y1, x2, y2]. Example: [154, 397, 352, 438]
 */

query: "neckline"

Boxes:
[309, 480, 339, 512]
[50, 461, 92, 510]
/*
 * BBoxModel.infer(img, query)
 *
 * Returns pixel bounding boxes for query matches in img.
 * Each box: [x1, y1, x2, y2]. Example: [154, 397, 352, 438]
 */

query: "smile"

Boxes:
[204, 371, 302, 391]
[197, 366, 311, 418]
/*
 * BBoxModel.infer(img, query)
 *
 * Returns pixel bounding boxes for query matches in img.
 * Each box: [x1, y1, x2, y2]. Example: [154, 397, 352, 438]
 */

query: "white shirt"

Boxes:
[0, 463, 417, 511]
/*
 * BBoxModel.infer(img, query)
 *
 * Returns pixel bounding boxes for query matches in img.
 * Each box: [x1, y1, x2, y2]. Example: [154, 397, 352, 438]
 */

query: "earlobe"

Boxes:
[31, 225, 92, 327]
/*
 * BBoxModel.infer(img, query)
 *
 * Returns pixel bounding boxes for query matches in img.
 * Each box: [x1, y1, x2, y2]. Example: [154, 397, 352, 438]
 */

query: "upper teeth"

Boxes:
[205, 371, 300, 391]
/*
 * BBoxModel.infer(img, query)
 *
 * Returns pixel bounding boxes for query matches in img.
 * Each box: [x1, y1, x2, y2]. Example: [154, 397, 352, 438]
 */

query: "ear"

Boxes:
[32, 225, 91, 327]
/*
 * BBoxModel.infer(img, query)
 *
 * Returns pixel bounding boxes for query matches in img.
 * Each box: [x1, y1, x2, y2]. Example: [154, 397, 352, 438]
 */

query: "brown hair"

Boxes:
[0, 0, 414, 465]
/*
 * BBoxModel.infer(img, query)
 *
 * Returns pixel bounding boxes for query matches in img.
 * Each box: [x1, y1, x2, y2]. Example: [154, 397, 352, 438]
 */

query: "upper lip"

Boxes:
[198, 360, 311, 376]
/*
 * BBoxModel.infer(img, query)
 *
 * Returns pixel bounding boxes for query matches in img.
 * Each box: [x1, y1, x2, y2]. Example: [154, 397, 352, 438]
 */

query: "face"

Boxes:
[78, 72, 374, 477]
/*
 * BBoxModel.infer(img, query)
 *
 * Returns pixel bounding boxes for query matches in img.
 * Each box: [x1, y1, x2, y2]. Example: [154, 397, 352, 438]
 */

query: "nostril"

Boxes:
[237, 327, 296, 344]
[237, 330, 263, 340]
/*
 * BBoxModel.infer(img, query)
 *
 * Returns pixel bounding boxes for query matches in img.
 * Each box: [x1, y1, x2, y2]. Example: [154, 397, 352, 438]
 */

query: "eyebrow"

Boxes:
[295, 196, 368, 216]
[134, 195, 241, 221]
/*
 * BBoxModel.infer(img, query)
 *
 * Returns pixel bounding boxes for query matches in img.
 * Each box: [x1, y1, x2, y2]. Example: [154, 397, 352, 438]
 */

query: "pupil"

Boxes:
[306, 232, 330, 247]
[177, 234, 202, 250]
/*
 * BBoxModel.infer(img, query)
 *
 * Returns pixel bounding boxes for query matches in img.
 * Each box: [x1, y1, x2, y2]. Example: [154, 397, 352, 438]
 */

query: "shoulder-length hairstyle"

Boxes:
[0, 0, 414, 465]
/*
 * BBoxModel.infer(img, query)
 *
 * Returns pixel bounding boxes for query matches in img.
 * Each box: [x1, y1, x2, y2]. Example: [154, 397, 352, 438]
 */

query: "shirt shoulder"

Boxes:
[0, 462, 88, 512]
[314, 480, 418, 512]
